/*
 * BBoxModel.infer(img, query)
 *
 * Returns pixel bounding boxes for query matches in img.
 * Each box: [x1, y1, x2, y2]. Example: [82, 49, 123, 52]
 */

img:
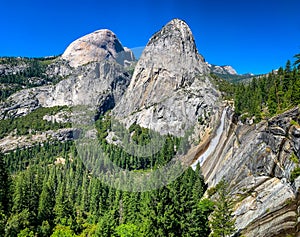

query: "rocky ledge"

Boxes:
[201, 107, 300, 236]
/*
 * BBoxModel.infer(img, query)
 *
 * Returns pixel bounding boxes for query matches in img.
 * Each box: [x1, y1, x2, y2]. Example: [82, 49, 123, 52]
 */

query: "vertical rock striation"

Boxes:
[201, 107, 300, 236]
[113, 19, 221, 136]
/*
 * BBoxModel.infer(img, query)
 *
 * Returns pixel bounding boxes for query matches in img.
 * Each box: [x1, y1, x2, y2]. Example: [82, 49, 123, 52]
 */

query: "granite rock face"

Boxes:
[62, 29, 135, 68]
[200, 107, 300, 237]
[113, 19, 221, 136]
[0, 127, 80, 152]
[0, 30, 135, 119]
[0, 62, 28, 76]
[1, 18, 299, 236]
[0, 61, 131, 119]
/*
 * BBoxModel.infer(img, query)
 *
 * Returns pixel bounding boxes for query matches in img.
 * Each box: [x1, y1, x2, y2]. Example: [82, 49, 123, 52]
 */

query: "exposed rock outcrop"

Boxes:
[62, 29, 135, 68]
[113, 19, 221, 136]
[199, 107, 300, 236]
[2, 17, 299, 236]
[0, 128, 80, 152]
[0, 30, 136, 119]
[0, 61, 28, 76]
[206, 63, 238, 75]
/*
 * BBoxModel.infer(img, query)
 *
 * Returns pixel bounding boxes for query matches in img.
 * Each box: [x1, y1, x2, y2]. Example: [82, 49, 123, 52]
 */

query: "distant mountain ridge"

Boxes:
[205, 62, 255, 83]
[206, 62, 238, 75]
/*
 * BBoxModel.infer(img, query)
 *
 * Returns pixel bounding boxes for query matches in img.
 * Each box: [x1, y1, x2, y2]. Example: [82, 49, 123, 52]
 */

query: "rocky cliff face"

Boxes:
[1, 18, 299, 236]
[199, 107, 300, 236]
[113, 19, 221, 136]
[62, 29, 135, 67]
[0, 31, 135, 119]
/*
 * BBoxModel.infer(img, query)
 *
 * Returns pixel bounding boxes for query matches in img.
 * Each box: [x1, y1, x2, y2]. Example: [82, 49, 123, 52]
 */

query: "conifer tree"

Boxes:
[209, 179, 236, 237]
[293, 53, 300, 68]
[0, 151, 10, 214]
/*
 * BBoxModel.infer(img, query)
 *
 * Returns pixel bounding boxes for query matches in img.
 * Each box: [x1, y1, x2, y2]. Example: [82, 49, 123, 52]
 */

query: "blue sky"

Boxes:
[1, 0, 300, 74]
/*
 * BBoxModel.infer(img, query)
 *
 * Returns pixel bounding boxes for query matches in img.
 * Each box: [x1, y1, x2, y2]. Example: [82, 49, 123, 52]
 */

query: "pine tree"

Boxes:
[285, 60, 291, 73]
[38, 175, 55, 224]
[293, 53, 300, 68]
[0, 151, 11, 214]
[209, 179, 236, 237]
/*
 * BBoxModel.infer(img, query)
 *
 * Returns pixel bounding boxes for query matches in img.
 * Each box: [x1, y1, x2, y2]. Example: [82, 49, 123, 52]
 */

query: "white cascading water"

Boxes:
[191, 107, 227, 170]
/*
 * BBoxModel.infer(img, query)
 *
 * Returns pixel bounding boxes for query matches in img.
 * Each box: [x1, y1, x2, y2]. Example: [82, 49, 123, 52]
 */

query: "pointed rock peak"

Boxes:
[113, 19, 217, 137]
[132, 18, 208, 88]
[148, 18, 195, 47]
[62, 29, 135, 68]
[165, 18, 191, 33]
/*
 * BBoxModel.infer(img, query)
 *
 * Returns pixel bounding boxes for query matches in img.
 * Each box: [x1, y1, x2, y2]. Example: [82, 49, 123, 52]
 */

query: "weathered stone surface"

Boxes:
[113, 19, 221, 136]
[1, 18, 300, 236]
[0, 30, 135, 119]
[61, 29, 135, 68]
[0, 128, 80, 152]
[0, 62, 27, 76]
[200, 107, 300, 237]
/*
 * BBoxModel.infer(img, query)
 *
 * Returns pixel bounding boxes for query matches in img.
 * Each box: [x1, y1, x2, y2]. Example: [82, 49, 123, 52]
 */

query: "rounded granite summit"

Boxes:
[62, 29, 135, 68]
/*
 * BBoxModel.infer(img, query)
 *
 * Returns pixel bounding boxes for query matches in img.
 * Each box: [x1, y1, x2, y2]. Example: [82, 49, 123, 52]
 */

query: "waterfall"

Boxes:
[191, 107, 227, 170]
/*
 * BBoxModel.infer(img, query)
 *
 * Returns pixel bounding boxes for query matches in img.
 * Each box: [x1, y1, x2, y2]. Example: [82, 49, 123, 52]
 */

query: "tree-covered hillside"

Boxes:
[215, 55, 300, 123]
[0, 120, 215, 236]
[0, 57, 59, 101]
[1, 52, 299, 236]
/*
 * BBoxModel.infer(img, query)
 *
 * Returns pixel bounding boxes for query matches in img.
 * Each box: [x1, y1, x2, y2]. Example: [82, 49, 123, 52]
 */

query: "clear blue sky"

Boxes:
[1, 0, 300, 74]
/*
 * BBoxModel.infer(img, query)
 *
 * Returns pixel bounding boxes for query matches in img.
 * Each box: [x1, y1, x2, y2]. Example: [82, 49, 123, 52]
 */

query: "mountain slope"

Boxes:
[195, 107, 300, 237]
[62, 29, 135, 67]
[0, 18, 299, 237]
[113, 19, 221, 136]
[0, 30, 135, 119]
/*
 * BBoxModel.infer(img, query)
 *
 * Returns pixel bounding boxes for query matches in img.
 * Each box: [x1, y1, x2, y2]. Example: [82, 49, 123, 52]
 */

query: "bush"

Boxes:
[290, 167, 300, 182]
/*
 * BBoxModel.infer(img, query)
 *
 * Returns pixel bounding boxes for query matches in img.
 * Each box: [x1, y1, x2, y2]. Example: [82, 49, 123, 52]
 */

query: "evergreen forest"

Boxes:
[0, 53, 299, 236]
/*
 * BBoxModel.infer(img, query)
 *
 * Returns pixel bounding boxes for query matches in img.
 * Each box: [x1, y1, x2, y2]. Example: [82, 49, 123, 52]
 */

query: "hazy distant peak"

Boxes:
[205, 62, 238, 75]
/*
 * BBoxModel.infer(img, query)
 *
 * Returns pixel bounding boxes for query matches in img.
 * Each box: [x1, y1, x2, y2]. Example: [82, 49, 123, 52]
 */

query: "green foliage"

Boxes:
[212, 55, 300, 123]
[232, 61, 300, 121]
[1, 52, 299, 237]
[0, 210, 6, 237]
[294, 53, 300, 68]
[0, 56, 60, 101]
[51, 225, 77, 237]
[38, 220, 52, 237]
[209, 179, 236, 237]
[0, 123, 211, 236]
[17, 228, 35, 237]
[290, 153, 299, 164]
[206, 186, 217, 198]
[5, 209, 31, 237]
[0, 106, 71, 139]
[210, 73, 235, 100]
[95, 115, 180, 171]
[0, 152, 11, 214]
[290, 167, 300, 182]
[116, 223, 141, 237]
[291, 120, 300, 126]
